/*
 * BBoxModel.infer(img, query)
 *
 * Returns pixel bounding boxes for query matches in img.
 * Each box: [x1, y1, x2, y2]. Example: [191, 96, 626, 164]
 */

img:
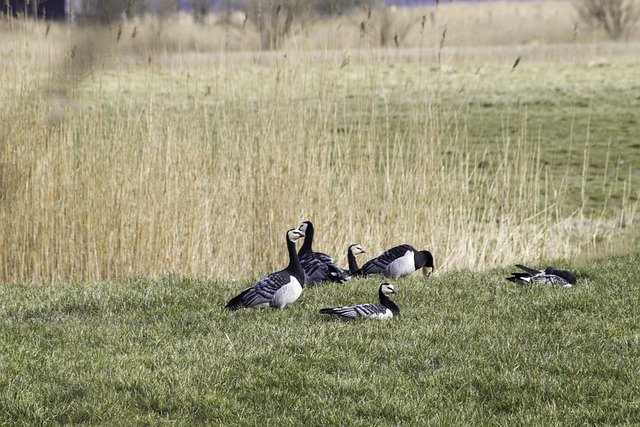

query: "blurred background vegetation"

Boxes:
[3, 1, 639, 47]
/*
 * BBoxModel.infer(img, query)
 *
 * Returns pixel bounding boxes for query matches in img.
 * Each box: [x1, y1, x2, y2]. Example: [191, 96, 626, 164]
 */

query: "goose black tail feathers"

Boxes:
[225, 288, 250, 310]
[515, 264, 542, 275]
[505, 273, 530, 284]
[328, 265, 350, 283]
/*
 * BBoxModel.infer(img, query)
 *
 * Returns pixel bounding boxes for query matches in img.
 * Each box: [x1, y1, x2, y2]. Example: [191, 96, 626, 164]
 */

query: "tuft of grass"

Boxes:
[0, 253, 638, 424]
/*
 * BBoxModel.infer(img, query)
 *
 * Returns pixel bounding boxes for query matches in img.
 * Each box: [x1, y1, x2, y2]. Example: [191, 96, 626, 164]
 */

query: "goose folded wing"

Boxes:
[235, 271, 291, 307]
[301, 252, 348, 282]
[360, 244, 415, 275]
[515, 264, 544, 276]
[300, 253, 331, 281]
[323, 303, 387, 319]
[314, 252, 349, 280]
[533, 274, 569, 286]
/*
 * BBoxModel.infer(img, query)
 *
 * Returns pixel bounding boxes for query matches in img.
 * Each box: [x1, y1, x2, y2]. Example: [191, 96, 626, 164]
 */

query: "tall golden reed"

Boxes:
[0, 4, 637, 283]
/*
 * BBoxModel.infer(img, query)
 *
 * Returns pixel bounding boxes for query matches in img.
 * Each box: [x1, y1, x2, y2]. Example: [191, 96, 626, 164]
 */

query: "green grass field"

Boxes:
[0, 253, 638, 424]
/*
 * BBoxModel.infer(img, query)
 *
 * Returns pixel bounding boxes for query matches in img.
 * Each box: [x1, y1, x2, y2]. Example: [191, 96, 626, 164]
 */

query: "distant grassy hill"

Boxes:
[1, 253, 638, 424]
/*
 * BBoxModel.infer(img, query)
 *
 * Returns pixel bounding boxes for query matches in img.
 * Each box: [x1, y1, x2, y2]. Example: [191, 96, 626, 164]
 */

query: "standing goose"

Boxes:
[353, 244, 434, 279]
[225, 229, 306, 310]
[297, 221, 349, 285]
[347, 244, 366, 275]
[319, 283, 400, 320]
[506, 264, 576, 288]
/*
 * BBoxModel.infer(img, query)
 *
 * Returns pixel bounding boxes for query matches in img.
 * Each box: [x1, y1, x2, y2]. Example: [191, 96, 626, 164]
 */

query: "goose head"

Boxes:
[380, 283, 396, 296]
[298, 221, 313, 235]
[287, 229, 305, 242]
[420, 250, 434, 278]
[349, 244, 366, 257]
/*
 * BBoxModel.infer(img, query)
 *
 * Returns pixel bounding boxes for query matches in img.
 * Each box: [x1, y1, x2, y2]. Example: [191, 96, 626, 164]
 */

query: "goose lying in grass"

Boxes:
[506, 264, 576, 288]
[297, 221, 349, 285]
[225, 229, 306, 310]
[353, 244, 434, 279]
[319, 283, 400, 320]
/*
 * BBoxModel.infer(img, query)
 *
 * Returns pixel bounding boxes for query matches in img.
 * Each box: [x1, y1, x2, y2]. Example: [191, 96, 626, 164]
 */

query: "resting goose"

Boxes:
[297, 221, 349, 285]
[353, 244, 434, 279]
[225, 229, 306, 310]
[347, 244, 366, 275]
[319, 283, 400, 320]
[506, 264, 576, 288]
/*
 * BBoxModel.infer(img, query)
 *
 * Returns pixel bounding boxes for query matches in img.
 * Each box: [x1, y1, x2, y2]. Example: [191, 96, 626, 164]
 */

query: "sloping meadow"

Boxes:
[0, 254, 638, 424]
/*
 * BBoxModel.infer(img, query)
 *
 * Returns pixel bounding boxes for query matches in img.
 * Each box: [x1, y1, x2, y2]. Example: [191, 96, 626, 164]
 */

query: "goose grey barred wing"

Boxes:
[300, 252, 348, 284]
[360, 244, 415, 275]
[225, 271, 290, 309]
[546, 267, 577, 284]
[506, 270, 572, 287]
[315, 252, 349, 281]
[532, 274, 571, 286]
[299, 253, 331, 284]
[319, 303, 388, 320]
[506, 264, 545, 285]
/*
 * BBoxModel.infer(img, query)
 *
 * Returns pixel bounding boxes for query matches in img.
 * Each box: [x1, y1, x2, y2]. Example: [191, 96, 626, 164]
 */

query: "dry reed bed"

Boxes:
[1, 55, 638, 283]
[0, 3, 638, 283]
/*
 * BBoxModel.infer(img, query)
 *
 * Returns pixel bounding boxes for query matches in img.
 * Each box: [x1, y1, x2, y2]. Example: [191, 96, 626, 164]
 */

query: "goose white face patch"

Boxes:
[351, 245, 365, 256]
[298, 222, 309, 234]
[381, 284, 396, 296]
[288, 229, 304, 242]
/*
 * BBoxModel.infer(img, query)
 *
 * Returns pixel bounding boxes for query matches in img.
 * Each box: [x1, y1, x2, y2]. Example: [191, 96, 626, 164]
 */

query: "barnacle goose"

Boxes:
[347, 244, 366, 275]
[297, 221, 349, 285]
[353, 244, 434, 279]
[225, 229, 306, 310]
[506, 264, 576, 288]
[319, 283, 400, 320]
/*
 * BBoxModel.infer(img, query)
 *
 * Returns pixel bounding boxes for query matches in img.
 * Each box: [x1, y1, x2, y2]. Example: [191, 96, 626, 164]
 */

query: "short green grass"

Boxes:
[329, 59, 640, 213]
[1, 253, 638, 424]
